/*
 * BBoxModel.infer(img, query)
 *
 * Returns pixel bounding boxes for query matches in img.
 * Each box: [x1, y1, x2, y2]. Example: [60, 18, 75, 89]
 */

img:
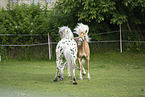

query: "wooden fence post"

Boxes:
[0, 54, 1, 61]
[120, 24, 122, 53]
[48, 32, 51, 60]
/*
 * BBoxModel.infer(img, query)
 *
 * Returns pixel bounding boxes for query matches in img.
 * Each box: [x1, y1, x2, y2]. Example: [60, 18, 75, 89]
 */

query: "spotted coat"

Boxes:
[56, 38, 77, 69]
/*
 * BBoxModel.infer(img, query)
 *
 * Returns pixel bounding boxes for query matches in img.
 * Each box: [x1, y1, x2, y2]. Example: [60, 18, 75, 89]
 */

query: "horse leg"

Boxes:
[78, 58, 83, 80]
[68, 71, 71, 77]
[58, 60, 65, 81]
[60, 67, 64, 81]
[86, 56, 90, 79]
[54, 58, 63, 81]
[54, 57, 61, 82]
[72, 69, 77, 85]
[54, 67, 59, 82]
[82, 65, 86, 76]
[62, 62, 66, 70]
[66, 63, 71, 77]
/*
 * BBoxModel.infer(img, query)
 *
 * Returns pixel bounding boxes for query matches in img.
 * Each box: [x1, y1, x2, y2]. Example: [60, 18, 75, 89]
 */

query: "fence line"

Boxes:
[90, 30, 120, 35]
[0, 30, 145, 60]
[0, 40, 144, 47]
[0, 30, 143, 37]
[122, 40, 145, 43]
[90, 40, 120, 43]
[0, 34, 48, 36]
[0, 30, 120, 36]
[0, 30, 125, 36]
[0, 42, 57, 47]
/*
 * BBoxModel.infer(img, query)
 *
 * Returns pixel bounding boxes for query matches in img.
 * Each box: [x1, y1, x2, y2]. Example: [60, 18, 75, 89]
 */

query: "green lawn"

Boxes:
[0, 52, 145, 97]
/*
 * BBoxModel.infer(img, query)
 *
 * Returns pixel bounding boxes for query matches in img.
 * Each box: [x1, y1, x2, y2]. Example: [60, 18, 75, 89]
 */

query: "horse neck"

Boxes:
[83, 38, 88, 47]
[79, 38, 87, 51]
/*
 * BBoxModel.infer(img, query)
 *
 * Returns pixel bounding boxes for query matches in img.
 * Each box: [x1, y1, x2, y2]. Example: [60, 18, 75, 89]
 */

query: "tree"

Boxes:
[54, 0, 145, 40]
[54, 0, 127, 24]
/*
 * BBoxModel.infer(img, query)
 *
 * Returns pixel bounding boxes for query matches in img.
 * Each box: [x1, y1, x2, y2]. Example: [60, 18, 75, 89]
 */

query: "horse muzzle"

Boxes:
[77, 37, 83, 46]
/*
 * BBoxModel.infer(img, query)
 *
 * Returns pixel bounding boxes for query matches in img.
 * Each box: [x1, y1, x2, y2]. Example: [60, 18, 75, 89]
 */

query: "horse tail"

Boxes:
[63, 47, 77, 73]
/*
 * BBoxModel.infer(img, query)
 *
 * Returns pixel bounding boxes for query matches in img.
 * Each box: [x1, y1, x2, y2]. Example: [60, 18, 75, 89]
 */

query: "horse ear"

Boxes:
[58, 27, 60, 29]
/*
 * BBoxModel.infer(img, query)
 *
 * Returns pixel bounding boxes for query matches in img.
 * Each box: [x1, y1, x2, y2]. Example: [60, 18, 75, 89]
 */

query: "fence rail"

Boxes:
[0, 34, 48, 36]
[0, 40, 144, 47]
[0, 30, 145, 60]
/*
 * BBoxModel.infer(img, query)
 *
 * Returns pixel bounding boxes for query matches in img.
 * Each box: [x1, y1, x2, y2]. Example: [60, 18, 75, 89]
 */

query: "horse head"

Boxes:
[77, 32, 86, 45]
[58, 26, 74, 39]
[74, 23, 90, 45]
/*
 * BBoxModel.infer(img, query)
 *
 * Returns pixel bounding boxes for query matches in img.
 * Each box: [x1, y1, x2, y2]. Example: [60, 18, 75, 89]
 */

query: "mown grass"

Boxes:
[0, 52, 145, 97]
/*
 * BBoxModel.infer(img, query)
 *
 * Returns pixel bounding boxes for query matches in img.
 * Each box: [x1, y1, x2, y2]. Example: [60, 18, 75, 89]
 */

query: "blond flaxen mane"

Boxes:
[74, 23, 90, 42]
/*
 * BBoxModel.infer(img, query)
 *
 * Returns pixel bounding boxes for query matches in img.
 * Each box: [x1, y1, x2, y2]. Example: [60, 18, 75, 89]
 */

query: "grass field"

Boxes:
[0, 52, 145, 97]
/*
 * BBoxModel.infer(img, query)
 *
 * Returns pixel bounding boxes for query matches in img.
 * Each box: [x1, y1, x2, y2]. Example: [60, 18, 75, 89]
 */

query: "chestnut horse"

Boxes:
[74, 23, 90, 79]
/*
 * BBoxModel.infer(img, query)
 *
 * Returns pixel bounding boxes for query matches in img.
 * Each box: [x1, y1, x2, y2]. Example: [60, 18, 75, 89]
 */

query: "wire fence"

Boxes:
[0, 30, 145, 60]
[0, 30, 144, 47]
[0, 40, 144, 46]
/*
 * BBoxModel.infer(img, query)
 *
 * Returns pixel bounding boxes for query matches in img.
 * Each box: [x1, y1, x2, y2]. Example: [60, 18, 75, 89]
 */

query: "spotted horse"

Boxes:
[53, 26, 78, 84]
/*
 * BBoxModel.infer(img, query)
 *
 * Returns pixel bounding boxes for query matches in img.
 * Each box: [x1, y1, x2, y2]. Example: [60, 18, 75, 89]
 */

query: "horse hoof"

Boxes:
[54, 78, 58, 82]
[83, 73, 86, 76]
[79, 77, 83, 80]
[60, 77, 64, 81]
[87, 77, 91, 79]
[58, 74, 61, 78]
[73, 81, 77, 85]
[68, 75, 71, 77]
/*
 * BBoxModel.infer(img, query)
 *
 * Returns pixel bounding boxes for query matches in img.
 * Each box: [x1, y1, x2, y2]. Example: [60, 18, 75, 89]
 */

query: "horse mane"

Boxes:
[74, 23, 90, 42]
[59, 26, 74, 39]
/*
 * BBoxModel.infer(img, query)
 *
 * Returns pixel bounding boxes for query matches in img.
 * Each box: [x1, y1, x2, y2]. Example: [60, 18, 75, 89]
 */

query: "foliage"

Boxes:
[0, 3, 58, 60]
[0, 1, 145, 60]
[0, 3, 58, 45]
[54, 0, 145, 25]
[0, 46, 8, 61]
[53, 0, 145, 51]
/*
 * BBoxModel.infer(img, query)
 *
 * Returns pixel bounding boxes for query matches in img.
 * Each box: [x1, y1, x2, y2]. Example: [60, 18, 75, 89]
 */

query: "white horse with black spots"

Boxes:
[54, 26, 78, 84]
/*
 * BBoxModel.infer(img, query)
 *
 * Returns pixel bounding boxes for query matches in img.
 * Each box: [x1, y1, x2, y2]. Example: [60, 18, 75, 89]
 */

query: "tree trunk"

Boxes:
[127, 21, 132, 34]
[137, 25, 144, 41]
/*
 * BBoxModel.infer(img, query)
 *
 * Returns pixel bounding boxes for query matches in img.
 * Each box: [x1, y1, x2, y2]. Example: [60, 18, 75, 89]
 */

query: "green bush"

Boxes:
[0, 2, 144, 61]
[0, 3, 54, 44]
[0, 3, 61, 60]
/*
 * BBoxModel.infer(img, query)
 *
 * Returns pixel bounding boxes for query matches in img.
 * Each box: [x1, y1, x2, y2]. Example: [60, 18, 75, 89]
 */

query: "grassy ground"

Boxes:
[0, 52, 145, 97]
